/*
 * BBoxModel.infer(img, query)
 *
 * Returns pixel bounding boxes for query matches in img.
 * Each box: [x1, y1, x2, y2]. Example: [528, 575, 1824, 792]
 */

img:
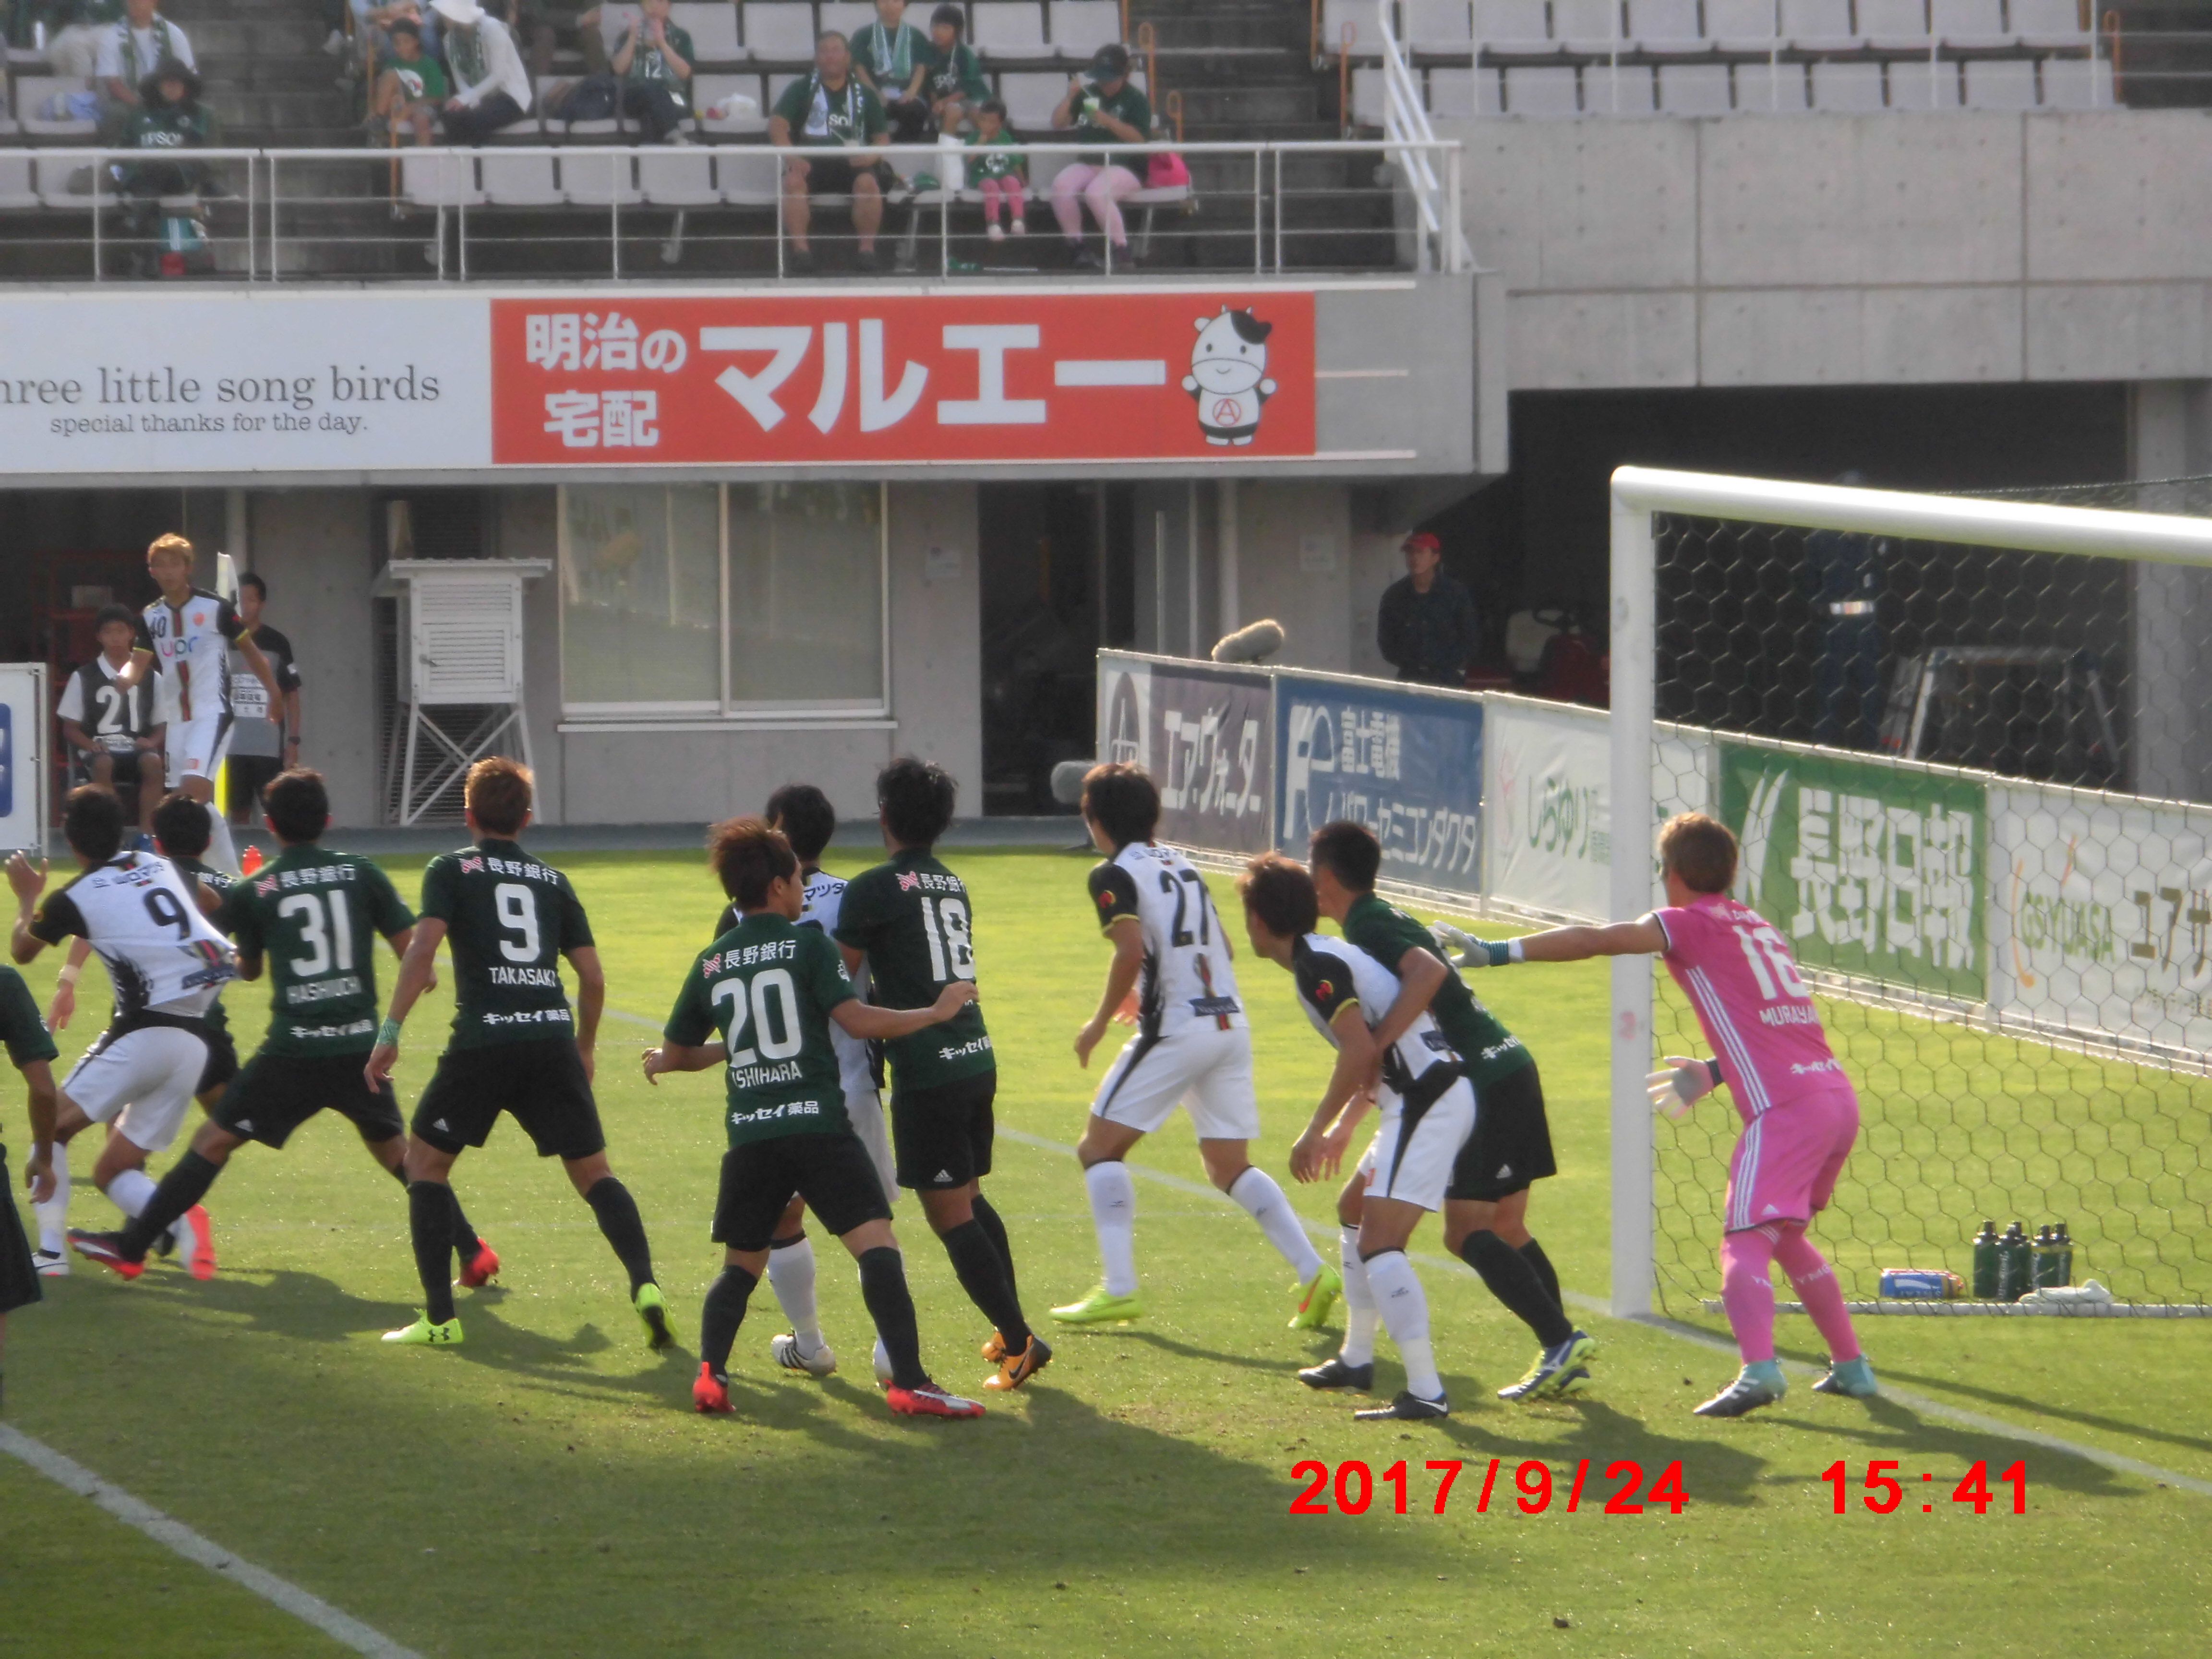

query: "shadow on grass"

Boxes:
[1420, 1394, 1770, 1509]
[1855, 1358, 2212, 1463]
[1757, 1390, 2171, 1498]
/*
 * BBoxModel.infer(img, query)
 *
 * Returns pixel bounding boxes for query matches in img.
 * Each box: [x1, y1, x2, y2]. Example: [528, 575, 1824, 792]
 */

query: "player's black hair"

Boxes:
[764, 782, 837, 865]
[239, 571, 267, 599]
[1081, 762, 1159, 850]
[94, 603, 139, 633]
[1659, 812, 1738, 895]
[152, 792, 212, 859]
[1237, 853, 1318, 939]
[930, 3, 963, 33]
[1227, 309, 1273, 346]
[62, 784, 126, 865]
[263, 769, 329, 845]
[465, 757, 533, 838]
[709, 815, 798, 911]
[976, 97, 1007, 120]
[387, 16, 420, 38]
[877, 757, 957, 850]
[1308, 818, 1381, 894]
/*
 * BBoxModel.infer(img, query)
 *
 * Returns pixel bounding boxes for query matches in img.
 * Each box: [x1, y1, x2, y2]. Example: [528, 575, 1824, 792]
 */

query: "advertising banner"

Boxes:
[491, 291, 1316, 466]
[1988, 784, 2212, 1052]
[1097, 654, 1274, 855]
[1485, 697, 1611, 920]
[1720, 740, 1988, 1001]
[1275, 673, 1483, 895]
[0, 665, 46, 853]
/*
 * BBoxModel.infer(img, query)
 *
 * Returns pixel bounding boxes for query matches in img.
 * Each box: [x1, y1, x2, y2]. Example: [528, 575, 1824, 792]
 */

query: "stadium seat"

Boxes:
[742, 2, 817, 61]
[716, 144, 782, 203]
[694, 72, 768, 131]
[765, 70, 803, 109]
[1504, 64, 1581, 114]
[973, 1, 1049, 59]
[639, 148, 721, 204]
[402, 150, 486, 207]
[2039, 53, 2112, 108]
[2010, 0, 2092, 51]
[998, 70, 1066, 127]
[0, 155, 38, 209]
[1780, 0, 1856, 51]
[1350, 63, 1386, 123]
[1322, 0, 1388, 60]
[17, 76, 96, 139]
[1735, 57, 1810, 108]
[817, 1, 876, 42]
[1475, 0, 1558, 60]
[1887, 56, 1962, 106]
[1855, 0, 1933, 50]
[539, 75, 617, 138]
[481, 152, 564, 205]
[1658, 61, 1733, 111]
[565, 150, 643, 205]
[673, 2, 742, 64]
[598, 4, 641, 52]
[1962, 56, 2036, 105]
[1403, 0, 1476, 53]
[1809, 59, 1885, 107]
[1427, 65, 1504, 115]
[1048, 0, 1121, 60]
[1554, 0, 1625, 53]
[1630, 0, 1712, 57]
[1930, 0, 2012, 50]
[1584, 61, 1655, 111]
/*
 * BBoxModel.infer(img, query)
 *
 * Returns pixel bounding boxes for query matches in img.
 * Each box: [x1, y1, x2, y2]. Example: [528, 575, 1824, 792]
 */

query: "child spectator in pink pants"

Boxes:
[965, 98, 1026, 240]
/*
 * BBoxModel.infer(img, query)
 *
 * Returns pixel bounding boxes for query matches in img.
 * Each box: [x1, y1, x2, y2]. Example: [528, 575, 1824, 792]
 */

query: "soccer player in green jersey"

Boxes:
[1302, 820, 1594, 1402]
[0, 962, 60, 1407]
[835, 758, 1048, 1392]
[369, 757, 668, 1352]
[645, 817, 988, 1419]
[69, 772, 494, 1288]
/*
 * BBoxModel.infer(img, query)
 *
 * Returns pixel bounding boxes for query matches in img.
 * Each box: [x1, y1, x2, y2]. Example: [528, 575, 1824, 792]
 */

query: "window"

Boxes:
[559, 482, 887, 720]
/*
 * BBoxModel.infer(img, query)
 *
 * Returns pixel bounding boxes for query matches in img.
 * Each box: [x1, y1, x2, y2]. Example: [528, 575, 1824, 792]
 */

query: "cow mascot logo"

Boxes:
[1183, 307, 1277, 447]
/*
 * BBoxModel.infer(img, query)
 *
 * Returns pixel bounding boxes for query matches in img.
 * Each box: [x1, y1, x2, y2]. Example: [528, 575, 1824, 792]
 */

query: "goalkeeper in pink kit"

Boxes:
[1435, 812, 1876, 1417]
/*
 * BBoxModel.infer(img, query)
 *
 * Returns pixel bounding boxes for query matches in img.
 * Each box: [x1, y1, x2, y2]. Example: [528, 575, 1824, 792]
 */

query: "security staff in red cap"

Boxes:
[1376, 531, 1480, 688]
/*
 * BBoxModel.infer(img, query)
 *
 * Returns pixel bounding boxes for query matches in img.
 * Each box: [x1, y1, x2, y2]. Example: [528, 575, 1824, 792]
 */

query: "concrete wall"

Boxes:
[1443, 110, 2212, 391]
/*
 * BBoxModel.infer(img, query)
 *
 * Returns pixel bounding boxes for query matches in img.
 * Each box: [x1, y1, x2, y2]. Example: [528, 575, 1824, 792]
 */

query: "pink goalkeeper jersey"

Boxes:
[1653, 893, 1852, 1122]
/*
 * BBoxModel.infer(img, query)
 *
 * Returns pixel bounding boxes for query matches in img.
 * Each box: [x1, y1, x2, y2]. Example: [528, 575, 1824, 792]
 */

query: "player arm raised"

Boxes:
[1290, 1002, 1378, 1185]
[6, 854, 53, 966]
[1074, 915, 1143, 1068]
[365, 916, 445, 1088]
[831, 979, 976, 1041]
[114, 645, 156, 693]
[1433, 915, 1668, 967]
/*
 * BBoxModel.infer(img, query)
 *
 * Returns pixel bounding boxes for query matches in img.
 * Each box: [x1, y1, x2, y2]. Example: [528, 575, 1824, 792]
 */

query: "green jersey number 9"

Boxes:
[496, 883, 542, 963]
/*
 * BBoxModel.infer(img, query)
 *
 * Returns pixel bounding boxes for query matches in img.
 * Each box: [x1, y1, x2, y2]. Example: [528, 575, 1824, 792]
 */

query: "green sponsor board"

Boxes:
[1719, 742, 1988, 1001]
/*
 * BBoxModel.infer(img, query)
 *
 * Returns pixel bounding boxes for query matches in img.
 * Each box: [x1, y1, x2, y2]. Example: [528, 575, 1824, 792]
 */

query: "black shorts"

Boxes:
[712, 1133, 892, 1251]
[196, 1024, 240, 1101]
[0, 1147, 42, 1317]
[226, 754, 283, 817]
[795, 152, 890, 197]
[1448, 1059, 1557, 1203]
[213, 1050, 406, 1150]
[411, 1038, 606, 1162]
[890, 1071, 995, 1191]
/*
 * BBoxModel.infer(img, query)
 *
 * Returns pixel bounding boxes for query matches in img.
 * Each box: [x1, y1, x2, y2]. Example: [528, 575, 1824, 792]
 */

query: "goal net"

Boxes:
[1609, 470, 2212, 1318]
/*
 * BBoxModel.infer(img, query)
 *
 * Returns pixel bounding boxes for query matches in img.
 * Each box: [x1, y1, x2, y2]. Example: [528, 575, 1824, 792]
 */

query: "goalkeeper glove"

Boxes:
[1429, 921, 1517, 969]
[1646, 1056, 1721, 1121]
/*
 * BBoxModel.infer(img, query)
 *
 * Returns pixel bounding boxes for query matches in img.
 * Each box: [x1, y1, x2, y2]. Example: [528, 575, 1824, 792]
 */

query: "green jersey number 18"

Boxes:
[920, 895, 975, 982]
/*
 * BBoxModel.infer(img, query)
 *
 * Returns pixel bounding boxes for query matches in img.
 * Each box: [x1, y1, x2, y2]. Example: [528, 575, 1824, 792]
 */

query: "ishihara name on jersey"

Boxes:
[420, 839, 593, 1047]
[31, 852, 235, 1024]
[716, 870, 874, 1098]
[225, 848, 415, 1055]
[1087, 841, 1245, 1038]
[139, 587, 246, 722]
[1290, 934, 1459, 1104]
[666, 912, 858, 1146]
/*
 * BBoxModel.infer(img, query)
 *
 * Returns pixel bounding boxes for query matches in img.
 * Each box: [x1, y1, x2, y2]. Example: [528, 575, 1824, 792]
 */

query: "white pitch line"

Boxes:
[0, 1424, 425, 1658]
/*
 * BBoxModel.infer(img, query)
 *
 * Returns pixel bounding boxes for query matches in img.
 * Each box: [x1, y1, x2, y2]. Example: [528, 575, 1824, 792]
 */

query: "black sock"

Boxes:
[582, 1177, 656, 1293]
[856, 1246, 926, 1391]
[1460, 1229, 1573, 1348]
[409, 1181, 458, 1323]
[942, 1218, 1030, 1352]
[968, 1193, 1017, 1305]
[119, 1150, 223, 1261]
[698, 1264, 757, 1372]
[446, 1188, 482, 1259]
[1519, 1236, 1563, 1310]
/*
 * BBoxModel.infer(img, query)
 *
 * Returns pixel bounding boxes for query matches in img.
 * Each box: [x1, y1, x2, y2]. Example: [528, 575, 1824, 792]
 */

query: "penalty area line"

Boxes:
[0, 1424, 425, 1659]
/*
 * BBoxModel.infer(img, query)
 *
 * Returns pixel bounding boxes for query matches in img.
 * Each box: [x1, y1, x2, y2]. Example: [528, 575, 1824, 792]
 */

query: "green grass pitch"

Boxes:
[5, 848, 2210, 1657]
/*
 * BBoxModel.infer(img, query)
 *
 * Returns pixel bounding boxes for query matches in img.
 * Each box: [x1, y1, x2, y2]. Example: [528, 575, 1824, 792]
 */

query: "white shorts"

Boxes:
[63, 1024, 209, 1155]
[1364, 1076, 1477, 1213]
[166, 710, 234, 788]
[845, 1086, 896, 1208]
[1091, 1020, 1261, 1141]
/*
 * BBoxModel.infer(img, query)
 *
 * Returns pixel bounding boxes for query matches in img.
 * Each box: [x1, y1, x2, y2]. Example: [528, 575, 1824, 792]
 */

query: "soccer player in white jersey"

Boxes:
[115, 533, 283, 874]
[1239, 853, 1476, 1421]
[1051, 763, 1340, 1330]
[7, 787, 236, 1258]
[704, 783, 897, 1381]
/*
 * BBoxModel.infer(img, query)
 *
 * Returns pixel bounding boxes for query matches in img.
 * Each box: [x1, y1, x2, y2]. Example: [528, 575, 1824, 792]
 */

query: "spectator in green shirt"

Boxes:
[922, 3, 986, 137]
[850, 0, 928, 123]
[612, 0, 694, 144]
[1050, 43, 1151, 272]
[373, 19, 446, 146]
[770, 30, 893, 273]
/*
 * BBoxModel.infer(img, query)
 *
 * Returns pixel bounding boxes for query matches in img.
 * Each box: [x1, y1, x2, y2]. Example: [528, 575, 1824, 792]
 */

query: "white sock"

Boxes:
[1337, 1224, 1378, 1367]
[766, 1234, 821, 1349]
[1227, 1166, 1325, 1282]
[1083, 1160, 1138, 1297]
[35, 1142, 70, 1252]
[873, 1334, 893, 1381]
[1363, 1250, 1443, 1400]
[204, 812, 241, 875]
[106, 1167, 157, 1219]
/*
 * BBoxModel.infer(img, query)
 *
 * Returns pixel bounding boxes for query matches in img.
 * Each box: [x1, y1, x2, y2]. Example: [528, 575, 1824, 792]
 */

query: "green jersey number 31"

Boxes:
[278, 890, 357, 975]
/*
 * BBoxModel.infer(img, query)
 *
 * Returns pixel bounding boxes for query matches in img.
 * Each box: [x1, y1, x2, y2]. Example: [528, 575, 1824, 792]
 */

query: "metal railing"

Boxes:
[0, 138, 1470, 282]
[1373, 0, 1472, 272]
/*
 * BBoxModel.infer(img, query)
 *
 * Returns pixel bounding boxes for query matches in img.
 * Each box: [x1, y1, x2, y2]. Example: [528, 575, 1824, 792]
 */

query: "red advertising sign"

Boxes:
[489, 290, 1314, 466]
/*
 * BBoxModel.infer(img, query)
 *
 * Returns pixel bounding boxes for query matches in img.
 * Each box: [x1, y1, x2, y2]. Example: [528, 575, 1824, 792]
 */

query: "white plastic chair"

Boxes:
[1630, 0, 1710, 56]
[2010, 0, 2091, 50]
[1962, 57, 2037, 106]
[1658, 61, 1733, 111]
[1476, 0, 1559, 58]
[1887, 57, 1962, 106]
[973, 1, 1050, 59]
[1856, 0, 1933, 50]
[673, 3, 742, 62]
[1809, 59, 1886, 108]
[1704, 0, 1779, 51]
[1585, 62, 1655, 111]
[1404, 0, 1477, 51]
[717, 144, 783, 203]
[2039, 52, 2112, 107]
[1734, 58, 1810, 109]
[1427, 65, 1505, 114]
[1322, 0, 1385, 58]
[997, 70, 1067, 127]
[640, 148, 720, 204]
[481, 151, 563, 204]
[1048, 0, 1122, 60]
[401, 150, 486, 206]
[1554, 0, 1624, 52]
[1504, 63, 1582, 113]
[1931, 0, 2012, 49]
[0, 155, 40, 208]
[1780, 0, 1856, 50]
[742, 2, 817, 60]
[565, 151, 643, 205]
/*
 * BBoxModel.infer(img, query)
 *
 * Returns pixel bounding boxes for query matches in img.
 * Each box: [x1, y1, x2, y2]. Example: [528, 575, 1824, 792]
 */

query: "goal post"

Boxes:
[1608, 467, 2212, 1320]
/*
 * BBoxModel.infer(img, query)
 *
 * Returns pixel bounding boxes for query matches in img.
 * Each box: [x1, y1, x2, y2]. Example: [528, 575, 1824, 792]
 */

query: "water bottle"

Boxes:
[1996, 1221, 2032, 1301]
[1971, 1219, 2000, 1299]
[2031, 1225, 2060, 1290]
[2053, 1222, 2075, 1287]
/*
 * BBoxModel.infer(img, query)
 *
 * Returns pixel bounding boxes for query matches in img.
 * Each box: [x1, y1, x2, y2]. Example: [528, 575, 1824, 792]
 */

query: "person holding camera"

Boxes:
[1050, 43, 1150, 272]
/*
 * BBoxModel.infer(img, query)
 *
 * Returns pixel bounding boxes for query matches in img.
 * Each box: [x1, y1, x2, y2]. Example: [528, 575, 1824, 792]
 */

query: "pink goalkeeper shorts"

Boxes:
[1723, 1087, 1860, 1234]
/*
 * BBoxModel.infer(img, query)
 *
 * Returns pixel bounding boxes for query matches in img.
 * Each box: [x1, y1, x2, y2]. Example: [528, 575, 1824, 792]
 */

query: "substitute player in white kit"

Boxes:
[7, 786, 234, 1265]
[1052, 763, 1339, 1330]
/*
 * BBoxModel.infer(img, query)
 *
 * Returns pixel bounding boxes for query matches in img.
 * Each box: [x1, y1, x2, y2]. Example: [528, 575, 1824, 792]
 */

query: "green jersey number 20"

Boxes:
[713, 968, 803, 1070]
